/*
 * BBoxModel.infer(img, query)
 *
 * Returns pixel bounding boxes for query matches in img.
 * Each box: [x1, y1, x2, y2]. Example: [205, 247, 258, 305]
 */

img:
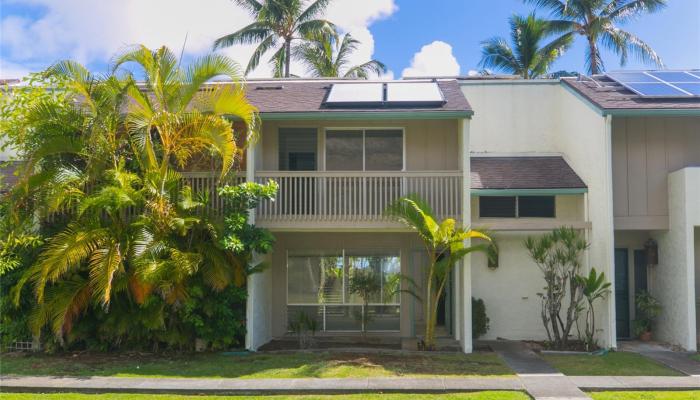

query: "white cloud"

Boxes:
[1, 0, 397, 78]
[0, 58, 31, 79]
[402, 41, 460, 78]
[325, 0, 397, 29]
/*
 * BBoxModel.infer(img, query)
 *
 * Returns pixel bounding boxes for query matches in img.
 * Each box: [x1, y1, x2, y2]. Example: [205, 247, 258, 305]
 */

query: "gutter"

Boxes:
[258, 110, 473, 120]
[471, 188, 588, 196]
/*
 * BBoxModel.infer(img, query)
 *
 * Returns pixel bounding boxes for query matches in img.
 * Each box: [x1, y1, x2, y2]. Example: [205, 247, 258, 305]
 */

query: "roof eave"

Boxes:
[471, 188, 588, 196]
[257, 110, 473, 120]
[603, 108, 700, 117]
[561, 79, 700, 117]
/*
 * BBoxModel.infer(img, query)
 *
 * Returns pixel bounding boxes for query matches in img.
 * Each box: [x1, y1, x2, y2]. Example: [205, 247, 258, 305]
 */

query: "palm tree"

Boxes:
[13, 45, 260, 343]
[479, 13, 573, 79]
[386, 196, 491, 350]
[525, 0, 666, 75]
[295, 33, 386, 78]
[213, 0, 337, 77]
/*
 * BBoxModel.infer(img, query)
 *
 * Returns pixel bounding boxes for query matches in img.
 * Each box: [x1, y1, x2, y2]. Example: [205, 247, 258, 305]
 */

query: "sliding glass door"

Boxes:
[287, 250, 401, 332]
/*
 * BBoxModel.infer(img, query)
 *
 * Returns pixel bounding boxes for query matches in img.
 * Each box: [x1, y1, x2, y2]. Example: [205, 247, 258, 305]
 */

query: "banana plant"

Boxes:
[576, 267, 611, 351]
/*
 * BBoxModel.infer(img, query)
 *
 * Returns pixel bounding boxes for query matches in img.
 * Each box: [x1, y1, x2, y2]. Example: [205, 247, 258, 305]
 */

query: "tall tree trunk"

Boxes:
[284, 39, 291, 78]
[425, 273, 433, 349]
[588, 36, 599, 75]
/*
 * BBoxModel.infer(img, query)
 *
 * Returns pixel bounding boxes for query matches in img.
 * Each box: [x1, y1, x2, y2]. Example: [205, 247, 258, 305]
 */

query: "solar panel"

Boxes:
[326, 83, 383, 104]
[324, 82, 446, 107]
[605, 70, 700, 98]
[386, 82, 444, 104]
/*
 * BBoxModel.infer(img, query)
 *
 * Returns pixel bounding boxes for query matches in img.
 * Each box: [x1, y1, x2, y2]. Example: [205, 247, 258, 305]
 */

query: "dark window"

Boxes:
[518, 196, 555, 217]
[479, 196, 516, 218]
[279, 128, 317, 171]
[479, 195, 556, 218]
[326, 130, 363, 171]
[365, 130, 403, 171]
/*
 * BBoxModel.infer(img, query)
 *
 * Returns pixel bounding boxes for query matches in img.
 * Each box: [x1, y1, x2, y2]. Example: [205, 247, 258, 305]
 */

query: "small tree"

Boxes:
[576, 268, 611, 351]
[524, 227, 588, 350]
[387, 196, 491, 350]
[634, 291, 661, 339]
[347, 269, 381, 335]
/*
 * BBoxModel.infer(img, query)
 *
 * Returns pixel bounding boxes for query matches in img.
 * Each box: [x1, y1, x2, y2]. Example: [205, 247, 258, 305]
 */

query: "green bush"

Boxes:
[472, 297, 490, 339]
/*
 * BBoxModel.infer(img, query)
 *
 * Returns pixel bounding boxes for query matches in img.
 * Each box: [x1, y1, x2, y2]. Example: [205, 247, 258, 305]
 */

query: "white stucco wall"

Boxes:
[472, 232, 551, 340]
[246, 255, 273, 351]
[462, 80, 615, 347]
[651, 167, 700, 350]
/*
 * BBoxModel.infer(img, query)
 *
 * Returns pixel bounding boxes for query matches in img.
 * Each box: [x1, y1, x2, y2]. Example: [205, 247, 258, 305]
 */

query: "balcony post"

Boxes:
[458, 118, 473, 353]
[245, 139, 271, 351]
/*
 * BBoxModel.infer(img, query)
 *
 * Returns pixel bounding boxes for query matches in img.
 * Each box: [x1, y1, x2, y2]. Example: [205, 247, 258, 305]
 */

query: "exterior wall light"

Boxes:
[644, 238, 658, 266]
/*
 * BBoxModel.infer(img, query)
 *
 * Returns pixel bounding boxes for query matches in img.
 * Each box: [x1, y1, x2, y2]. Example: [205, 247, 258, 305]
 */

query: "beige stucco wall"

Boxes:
[267, 232, 428, 338]
[259, 119, 459, 171]
[612, 117, 700, 230]
[462, 80, 616, 347]
[651, 167, 700, 350]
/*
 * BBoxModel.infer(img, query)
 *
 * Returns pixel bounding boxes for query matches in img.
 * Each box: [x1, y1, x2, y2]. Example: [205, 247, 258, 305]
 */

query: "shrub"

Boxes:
[472, 297, 490, 339]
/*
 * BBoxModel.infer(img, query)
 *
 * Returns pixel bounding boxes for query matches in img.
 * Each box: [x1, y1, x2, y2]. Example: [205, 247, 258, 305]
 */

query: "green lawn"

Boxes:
[0, 351, 513, 379]
[0, 393, 530, 400]
[542, 351, 682, 376]
[691, 354, 700, 362]
[589, 391, 700, 400]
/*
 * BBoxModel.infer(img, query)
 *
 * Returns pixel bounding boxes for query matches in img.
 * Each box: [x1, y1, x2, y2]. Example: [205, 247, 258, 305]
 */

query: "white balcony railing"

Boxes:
[254, 171, 462, 223]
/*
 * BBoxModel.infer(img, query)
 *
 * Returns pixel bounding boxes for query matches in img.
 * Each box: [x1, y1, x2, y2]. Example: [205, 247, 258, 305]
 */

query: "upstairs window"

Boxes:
[279, 128, 317, 171]
[325, 129, 403, 171]
[479, 195, 555, 218]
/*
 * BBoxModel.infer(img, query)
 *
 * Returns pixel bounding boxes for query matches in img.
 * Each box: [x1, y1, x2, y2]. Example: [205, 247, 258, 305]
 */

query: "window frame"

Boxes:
[285, 248, 402, 332]
[323, 127, 406, 172]
[478, 195, 557, 219]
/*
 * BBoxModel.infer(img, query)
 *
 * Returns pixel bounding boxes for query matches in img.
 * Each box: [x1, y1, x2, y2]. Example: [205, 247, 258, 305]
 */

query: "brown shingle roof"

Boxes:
[471, 156, 586, 190]
[244, 79, 472, 115]
[562, 76, 700, 111]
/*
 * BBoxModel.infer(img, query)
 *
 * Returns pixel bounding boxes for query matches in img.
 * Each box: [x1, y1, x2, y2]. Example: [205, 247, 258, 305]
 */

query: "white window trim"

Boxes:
[323, 127, 406, 172]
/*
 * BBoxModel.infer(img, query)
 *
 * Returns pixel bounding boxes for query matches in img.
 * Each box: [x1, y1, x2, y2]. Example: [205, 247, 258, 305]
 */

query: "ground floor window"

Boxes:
[287, 250, 401, 332]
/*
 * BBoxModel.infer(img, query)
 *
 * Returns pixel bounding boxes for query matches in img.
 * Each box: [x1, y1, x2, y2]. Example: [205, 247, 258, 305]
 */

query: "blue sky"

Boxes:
[1, 0, 698, 79]
[375, 0, 700, 74]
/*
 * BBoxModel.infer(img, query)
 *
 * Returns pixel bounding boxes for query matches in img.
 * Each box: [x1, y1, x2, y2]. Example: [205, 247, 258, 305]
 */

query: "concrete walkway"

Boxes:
[619, 341, 700, 376]
[0, 375, 524, 394]
[485, 340, 590, 399]
[2, 374, 700, 396]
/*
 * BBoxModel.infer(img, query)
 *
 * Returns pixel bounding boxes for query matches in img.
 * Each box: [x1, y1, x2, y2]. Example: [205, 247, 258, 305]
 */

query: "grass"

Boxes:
[0, 393, 531, 400]
[589, 391, 700, 400]
[0, 351, 513, 379]
[542, 351, 682, 376]
[691, 354, 700, 362]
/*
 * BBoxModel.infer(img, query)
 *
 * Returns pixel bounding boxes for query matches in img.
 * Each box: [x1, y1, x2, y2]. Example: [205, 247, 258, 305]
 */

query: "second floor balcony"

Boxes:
[254, 171, 462, 228]
[184, 171, 463, 229]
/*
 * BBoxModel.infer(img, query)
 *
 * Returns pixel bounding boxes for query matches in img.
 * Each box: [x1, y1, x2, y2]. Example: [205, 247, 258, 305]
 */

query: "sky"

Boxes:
[1, 0, 698, 80]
